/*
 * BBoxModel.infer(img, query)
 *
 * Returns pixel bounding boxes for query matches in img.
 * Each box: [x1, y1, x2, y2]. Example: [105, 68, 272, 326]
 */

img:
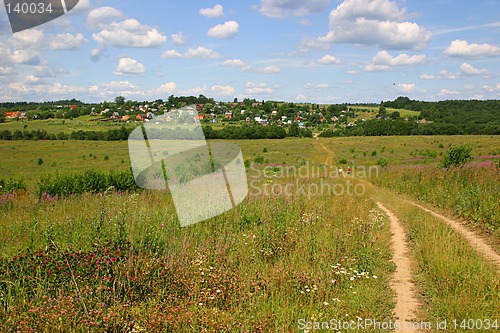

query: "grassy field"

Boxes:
[0, 116, 136, 134]
[0, 135, 499, 332]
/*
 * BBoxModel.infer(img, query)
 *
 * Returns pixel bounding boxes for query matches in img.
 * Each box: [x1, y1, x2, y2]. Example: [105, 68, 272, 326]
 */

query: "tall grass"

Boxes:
[0, 177, 396, 332]
[374, 161, 499, 234]
[376, 191, 500, 331]
[36, 169, 138, 198]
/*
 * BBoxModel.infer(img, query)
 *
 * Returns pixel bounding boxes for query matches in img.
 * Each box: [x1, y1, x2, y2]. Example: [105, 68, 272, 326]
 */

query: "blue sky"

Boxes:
[0, 0, 499, 103]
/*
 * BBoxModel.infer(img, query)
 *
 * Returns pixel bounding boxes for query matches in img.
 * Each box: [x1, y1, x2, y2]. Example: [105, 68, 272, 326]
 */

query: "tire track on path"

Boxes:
[407, 201, 500, 269]
[377, 202, 420, 333]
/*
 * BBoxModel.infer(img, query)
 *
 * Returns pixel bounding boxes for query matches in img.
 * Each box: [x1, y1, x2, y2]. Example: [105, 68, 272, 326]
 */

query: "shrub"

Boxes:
[442, 145, 473, 168]
[0, 177, 27, 193]
[37, 158, 44, 166]
[377, 158, 389, 169]
[254, 155, 265, 164]
[36, 169, 138, 198]
[339, 158, 347, 165]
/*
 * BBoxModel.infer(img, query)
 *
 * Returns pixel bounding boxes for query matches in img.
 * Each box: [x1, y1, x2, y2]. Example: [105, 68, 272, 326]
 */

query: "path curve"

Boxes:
[407, 201, 500, 269]
[377, 202, 420, 333]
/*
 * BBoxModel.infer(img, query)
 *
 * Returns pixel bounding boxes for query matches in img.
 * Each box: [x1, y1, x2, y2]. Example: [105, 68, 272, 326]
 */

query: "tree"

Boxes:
[0, 110, 5, 123]
[442, 145, 473, 168]
[288, 122, 300, 137]
[115, 96, 125, 105]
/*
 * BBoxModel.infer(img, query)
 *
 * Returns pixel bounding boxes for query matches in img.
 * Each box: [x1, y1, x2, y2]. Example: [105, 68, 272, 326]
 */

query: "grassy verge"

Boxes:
[375, 188, 499, 333]
[0, 176, 396, 332]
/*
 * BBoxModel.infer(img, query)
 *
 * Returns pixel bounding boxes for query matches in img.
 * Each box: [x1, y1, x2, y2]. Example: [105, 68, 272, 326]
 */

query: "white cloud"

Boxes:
[482, 83, 500, 93]
[49, 33, 88, 50]
[245, 82, 273, 95]
[25, 75, 44, 85]
[199, 4, 224, 18]
[316, 84, 330, 90]
[256, 65, 281, 74]
[365, 50, 425, 71]
[161, 49, 184, 59]
[9, 49, 39, 64]
[438, 89, 460, 96]
[258, 0, 331, 19]
[114, 57, 146, 76]
[0, 66, 14, 76]
[207, 21, 239, 39]
[421, 63, 489, 80]
[298, 18, 313, 26]
[156, 81, 177, 94]
[444, 40, 500, 58]
[221, 59, 251, 71]
[320, 0, 431, 50]
[92, 19, 167, 48]
[396, 83, 423, 93]
[9, 29, 44, 48]
[317, 54, 341, 65]
[87, 7, 124, 29]
[171, 32, 187, 45]
[186, 47, 221, 59]
[460, 63, 489, 76]
[211, 85, 235, 96]
[161, 47, 222, 59]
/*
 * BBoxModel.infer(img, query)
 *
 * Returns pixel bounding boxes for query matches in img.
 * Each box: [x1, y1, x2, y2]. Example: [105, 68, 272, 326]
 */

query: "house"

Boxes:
[271, 110, 278, 116]
[196, 104, 204, 112]
[110, 112, 121, 120]
[224, 111, 233, 119]
[198, 113, 206, 120]
[5, 111, 24, 119]
[146, 112, 155, 120]
[136, 114, 148, 121]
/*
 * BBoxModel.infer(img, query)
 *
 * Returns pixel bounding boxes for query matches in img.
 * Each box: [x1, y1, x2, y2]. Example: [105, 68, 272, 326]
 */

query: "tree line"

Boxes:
[0, 123, 313, 141]
[320, 119, 500, 137]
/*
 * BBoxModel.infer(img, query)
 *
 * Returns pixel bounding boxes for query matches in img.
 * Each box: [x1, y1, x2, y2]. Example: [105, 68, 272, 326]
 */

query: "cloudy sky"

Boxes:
[0, 0, 499, 103]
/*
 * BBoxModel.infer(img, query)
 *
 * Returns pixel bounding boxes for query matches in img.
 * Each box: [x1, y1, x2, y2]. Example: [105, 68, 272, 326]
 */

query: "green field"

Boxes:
[0, 136, 499, 332]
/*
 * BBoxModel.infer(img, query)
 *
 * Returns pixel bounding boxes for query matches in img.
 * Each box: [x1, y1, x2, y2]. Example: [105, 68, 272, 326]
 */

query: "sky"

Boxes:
[0, 0, 499, 103]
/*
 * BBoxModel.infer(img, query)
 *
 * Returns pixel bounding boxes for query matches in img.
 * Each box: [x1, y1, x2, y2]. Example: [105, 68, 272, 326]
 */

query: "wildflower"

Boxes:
[323, 301, 329, 306]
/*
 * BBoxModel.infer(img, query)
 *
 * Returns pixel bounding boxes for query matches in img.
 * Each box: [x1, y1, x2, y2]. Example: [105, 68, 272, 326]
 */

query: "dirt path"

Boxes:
[407, 201, 500, 269]
[316, 139, 335, 167]
[377, 202, 420, 333]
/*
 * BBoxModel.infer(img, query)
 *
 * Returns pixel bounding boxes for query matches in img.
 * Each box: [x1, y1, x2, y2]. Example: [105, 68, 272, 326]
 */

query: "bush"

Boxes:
[36, 169, 138, 198]
[377, 158, 389, 169]
[254, 155, 265, 164]
[0, 177, 27, 193]
[442, 145, 473, 168]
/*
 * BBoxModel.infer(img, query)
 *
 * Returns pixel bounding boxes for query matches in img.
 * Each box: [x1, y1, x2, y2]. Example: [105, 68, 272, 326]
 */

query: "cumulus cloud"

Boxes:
[161, 47, 222, 59]
[87, 6, 124, 29]
[114, 57, 146, 76]
[171, 32, 187, 45]
[317, 54, 341, 65]
[365, 50, 425, 71]
[256, 65, 281, 74]
[49, 33, 88, 50]
[199, 4, 224, 18]
[421, 63, 489, 80]
[211, 85, 235, 96]
[9, 49, 39, 64]
[320, 0, 431, 50]
[92, 19, 167, 48]
[221, 59, 251, 71]
[395, 83, 423, 93]
[207, 21, 240, 39]
[460, 63, 489, 76]
[258, 0, 331, 19]
[438, 89, 460, 96]
[245, 82, 273, 95]
[156, 81, 177, 94]
[444, 39, 500, 58]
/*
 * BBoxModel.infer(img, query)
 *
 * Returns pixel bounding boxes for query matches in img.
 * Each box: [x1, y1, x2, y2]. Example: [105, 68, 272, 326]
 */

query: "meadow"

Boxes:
[0, 135, 499, 332]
